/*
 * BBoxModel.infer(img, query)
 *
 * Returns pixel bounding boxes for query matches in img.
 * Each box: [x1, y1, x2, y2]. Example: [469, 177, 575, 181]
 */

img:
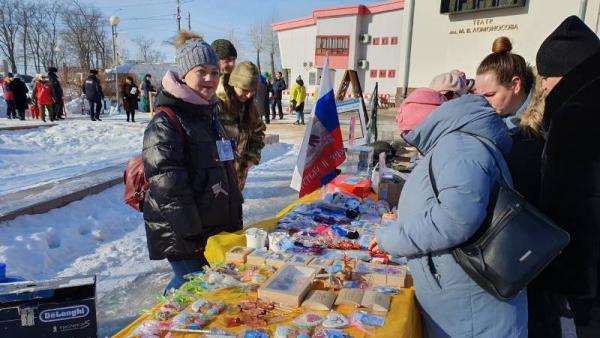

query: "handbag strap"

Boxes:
[428, 132, 511, 200]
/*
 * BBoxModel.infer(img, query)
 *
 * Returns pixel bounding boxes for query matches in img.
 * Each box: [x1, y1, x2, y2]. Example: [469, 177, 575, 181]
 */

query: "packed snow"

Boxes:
[0, 113, 299, 336]
[0, 115, 151, 195]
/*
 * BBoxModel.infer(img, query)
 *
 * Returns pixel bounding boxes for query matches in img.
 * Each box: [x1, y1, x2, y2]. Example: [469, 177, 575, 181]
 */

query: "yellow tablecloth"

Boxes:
[113, 190, 422, 338]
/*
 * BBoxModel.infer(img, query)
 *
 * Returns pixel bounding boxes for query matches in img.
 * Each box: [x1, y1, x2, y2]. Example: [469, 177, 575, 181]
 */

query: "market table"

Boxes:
[113, 190, 422, 338]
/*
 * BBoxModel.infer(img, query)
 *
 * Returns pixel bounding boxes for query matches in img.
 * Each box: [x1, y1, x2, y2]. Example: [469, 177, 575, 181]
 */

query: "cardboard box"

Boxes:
[0, 276, 97, 338]
[225, 246, 254, 264]
[258, 264, 318, 308]
[352, 262, 407, 288]
[378, 181, 404, 208]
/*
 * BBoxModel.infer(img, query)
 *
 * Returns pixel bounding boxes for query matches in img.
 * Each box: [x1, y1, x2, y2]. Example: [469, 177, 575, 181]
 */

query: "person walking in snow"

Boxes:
[121, 76, 140, 122]
[9, 75, 29, 121]
[141, 74, 154, 112]
[142, 31, 243, 294]
[3, 73, 16, 119]
[37, 75, 54, 122]
[290, 75, 306, 125]
[271, 71, 286, 120]
[82, 69, 104, 121]
[48, 67, 64, 120]
[255, 72, 270, 124]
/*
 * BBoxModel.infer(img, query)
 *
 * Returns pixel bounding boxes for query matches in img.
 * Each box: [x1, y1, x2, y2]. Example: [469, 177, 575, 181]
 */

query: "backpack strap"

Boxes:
[156, 105, 186, 140]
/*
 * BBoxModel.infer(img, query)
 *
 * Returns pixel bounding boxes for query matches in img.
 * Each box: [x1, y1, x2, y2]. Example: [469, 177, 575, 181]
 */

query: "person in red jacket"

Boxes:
[3, 73, 16, 119]
[37, 75, 54, 122]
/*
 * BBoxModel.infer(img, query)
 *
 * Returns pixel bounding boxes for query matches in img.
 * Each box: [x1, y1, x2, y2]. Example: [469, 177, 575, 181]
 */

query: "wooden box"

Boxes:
[224, 246, 254, 264]
[246, 248, 270, 265]
[265, 252, 291, 269]
[257, 264, 319, 308]
[352, 262, 407, 288]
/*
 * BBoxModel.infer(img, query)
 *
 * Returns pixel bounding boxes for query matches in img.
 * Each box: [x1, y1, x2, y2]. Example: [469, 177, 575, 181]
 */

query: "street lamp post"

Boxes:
[110, 15, 120, 114]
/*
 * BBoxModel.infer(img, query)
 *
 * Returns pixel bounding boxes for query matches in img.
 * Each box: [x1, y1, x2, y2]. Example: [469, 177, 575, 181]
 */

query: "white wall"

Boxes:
[277, 25, 317, 93]
[359, 10, 404, 95]
[404, 0, 599, 89]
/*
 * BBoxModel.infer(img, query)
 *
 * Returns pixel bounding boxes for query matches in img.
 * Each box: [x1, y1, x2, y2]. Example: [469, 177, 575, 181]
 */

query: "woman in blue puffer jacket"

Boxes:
[374, 94, 527, 337]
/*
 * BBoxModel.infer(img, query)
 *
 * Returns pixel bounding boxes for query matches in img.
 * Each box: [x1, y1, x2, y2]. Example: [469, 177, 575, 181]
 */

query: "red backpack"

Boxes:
[124, 106, 185, 211]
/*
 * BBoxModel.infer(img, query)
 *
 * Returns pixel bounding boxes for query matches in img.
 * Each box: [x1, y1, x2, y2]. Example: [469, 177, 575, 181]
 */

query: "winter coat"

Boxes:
[142, 78, 154, 97]
[2, 79, 13, 101]
[121, 82, 140, 112]
[216, 77, 267, 190]
[48, 72, 63, 102]
[289, 81, 306, 110]
[396, 87, 447, 133]
[272, 77, 286, 98]
[82, 75, 103, 102]
[376, 95, 527, 338]
[535, 49, 600, 298]
[8, 78, 29, 110]
[254, 75, 269, 114]
[142, 71, 243, 261]
[36, 82, 53, 106]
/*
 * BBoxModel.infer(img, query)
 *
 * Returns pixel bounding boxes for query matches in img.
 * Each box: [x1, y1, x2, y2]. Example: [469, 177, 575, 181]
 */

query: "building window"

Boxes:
[388, 70, 396, 78]
[372, 37, 380, 45]
[379, 70, 387, 78]
[370, 70, 378, 78]
[391, 37, 398, 45]
[309, 72, 317, 86]
[382, 37, 389, 45]
[440, 0, 526, 14]
[316, 35, 350, 56]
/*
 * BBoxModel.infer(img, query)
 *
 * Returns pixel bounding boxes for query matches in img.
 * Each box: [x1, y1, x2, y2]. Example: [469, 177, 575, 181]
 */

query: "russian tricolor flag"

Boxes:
[291, 56, 346, 197]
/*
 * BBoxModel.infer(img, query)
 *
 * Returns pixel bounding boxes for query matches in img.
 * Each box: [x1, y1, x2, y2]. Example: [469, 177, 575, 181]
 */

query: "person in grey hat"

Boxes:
[142, 31, 243, 294]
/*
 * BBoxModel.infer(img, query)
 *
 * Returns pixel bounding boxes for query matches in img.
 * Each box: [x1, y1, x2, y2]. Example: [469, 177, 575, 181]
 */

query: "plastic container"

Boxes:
[245, 228, 267, 249]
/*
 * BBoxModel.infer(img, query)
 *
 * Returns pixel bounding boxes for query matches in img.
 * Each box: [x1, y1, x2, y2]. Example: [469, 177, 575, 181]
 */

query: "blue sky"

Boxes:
[83, 0, 382, 63]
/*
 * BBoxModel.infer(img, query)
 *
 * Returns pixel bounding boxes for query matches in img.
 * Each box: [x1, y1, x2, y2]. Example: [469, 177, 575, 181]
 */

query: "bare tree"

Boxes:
[265, 17, 280, 77]
[248, 21, 266, 72]
[133, 37, 165, 63]
[16, 2, 33, 74]
[225, 28, 241, 52]
[62, 1, 110, 71]
[0, 0, 21, 73]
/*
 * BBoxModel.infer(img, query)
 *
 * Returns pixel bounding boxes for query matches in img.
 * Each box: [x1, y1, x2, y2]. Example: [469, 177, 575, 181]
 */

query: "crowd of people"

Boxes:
[137, 15, 600, 338]
[2, 12, 598, 338]
[1, 67, 65, 122]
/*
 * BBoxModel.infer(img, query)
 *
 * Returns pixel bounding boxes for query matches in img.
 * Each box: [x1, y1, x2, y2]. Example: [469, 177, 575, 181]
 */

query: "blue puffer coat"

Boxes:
[376, 95, 527, 337]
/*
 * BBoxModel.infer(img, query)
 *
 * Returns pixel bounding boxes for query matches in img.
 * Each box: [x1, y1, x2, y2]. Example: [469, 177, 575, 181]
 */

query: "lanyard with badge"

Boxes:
[212, 111, 236, 162]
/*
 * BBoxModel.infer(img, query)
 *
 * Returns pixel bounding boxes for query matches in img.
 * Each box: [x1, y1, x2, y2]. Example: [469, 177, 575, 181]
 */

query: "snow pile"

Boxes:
[0, 120, 146, 194]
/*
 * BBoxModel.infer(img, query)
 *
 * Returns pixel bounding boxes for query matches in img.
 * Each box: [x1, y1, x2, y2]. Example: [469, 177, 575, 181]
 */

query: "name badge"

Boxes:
[216, 140, 234, 161]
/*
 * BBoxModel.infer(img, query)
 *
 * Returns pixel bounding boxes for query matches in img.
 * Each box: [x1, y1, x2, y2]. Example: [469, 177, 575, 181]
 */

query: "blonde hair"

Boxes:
[175, 31, 202, 48]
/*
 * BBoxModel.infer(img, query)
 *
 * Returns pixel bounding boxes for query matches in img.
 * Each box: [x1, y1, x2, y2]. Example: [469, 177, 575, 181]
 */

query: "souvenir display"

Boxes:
[120, 170, 417, 338]
[322, 311, 349, 329]
[301, 290, 337, 310]
[258, 264, 318, 307]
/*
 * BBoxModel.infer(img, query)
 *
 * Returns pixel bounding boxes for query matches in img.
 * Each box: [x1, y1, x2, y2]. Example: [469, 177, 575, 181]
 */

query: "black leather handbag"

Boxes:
[428, 134, 570, 300]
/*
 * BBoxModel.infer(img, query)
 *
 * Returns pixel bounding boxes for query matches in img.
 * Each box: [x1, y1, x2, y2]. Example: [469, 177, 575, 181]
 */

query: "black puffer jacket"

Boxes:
[48, 72, 63, 102]
[142, 90, 243, 261]
[82, 75, 103, 101]
[538, 49, 600, 297]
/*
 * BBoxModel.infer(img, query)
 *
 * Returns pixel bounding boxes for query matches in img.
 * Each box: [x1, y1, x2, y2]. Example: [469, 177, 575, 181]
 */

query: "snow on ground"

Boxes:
[0, 136, 299, 337]
[0, 114, 151, 195]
